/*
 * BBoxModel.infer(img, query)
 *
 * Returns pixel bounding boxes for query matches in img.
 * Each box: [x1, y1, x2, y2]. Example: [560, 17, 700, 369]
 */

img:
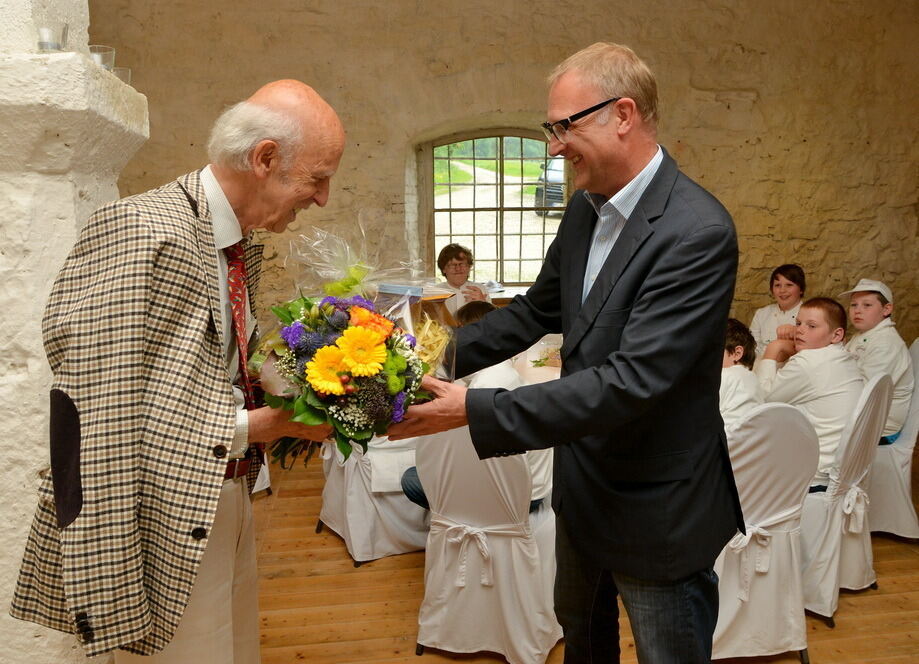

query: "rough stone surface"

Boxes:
[86, 0, 917, 343]
[1, 2, 148, 662]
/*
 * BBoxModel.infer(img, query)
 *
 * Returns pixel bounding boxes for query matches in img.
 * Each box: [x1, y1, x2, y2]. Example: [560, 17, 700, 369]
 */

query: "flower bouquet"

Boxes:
[251, 227, 455, 466]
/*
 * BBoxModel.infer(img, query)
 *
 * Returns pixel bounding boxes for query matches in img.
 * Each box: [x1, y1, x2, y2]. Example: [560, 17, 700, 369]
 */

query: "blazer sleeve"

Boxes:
[466, 220, 737, 456]
[42, 201, 158, 528]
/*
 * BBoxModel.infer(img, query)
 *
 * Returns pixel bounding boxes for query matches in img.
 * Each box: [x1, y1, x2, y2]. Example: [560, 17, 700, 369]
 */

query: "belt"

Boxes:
[225, 455, 253, 480]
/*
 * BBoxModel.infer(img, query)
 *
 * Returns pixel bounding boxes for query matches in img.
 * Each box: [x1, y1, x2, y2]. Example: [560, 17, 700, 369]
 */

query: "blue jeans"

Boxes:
[400, 466, 543, 513]
[554, 517, 719, 663]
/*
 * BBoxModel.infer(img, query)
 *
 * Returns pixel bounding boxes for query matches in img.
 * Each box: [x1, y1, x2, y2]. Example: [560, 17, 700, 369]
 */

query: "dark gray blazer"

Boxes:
[459, 148, 744, 581]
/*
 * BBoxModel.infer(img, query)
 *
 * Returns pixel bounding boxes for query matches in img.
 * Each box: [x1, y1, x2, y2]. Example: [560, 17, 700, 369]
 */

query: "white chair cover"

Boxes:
[801, 373, 893, 617]
[713, 403, 819, 660]
[866, 339, 919, 537]
[414, 426, 561, 664]
[318, 436, 429, 563]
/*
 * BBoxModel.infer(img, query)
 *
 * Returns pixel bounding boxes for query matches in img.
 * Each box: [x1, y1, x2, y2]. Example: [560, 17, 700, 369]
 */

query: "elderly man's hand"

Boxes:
[387, 375, 469, 439]
[247, 405, 333, 443]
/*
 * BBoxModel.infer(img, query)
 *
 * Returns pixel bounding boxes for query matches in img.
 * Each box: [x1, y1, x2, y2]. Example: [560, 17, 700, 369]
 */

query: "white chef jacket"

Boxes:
[750, 301, 802, 357]
[756, 343, 864, 483]
[720, 365, 764, 433]
[846, 318, 914, 437]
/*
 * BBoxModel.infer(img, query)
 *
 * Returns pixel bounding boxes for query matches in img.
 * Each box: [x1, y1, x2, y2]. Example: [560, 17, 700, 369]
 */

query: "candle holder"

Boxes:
[113, 67, 132, 85]
[37, 23, 68, 52]
[89, 45, 115, 71]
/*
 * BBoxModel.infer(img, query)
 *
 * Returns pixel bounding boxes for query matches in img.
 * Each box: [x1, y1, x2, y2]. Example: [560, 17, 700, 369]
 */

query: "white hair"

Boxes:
[207, 101, 303, 171]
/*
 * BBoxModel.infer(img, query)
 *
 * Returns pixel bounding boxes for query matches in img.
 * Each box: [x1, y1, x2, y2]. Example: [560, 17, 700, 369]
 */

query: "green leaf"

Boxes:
[271, 305, 295, 325]
[305, 388, 328, 411]
[264, 393, 294, 410]
[290, 406, 327, 426]
[335, 431, 353, 460]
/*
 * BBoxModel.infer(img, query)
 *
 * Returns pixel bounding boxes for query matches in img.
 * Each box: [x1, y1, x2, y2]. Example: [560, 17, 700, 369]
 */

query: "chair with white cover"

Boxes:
[318, 436, 429, 565]
[800, 373, 893, 624]
[413, 426, 561, 664]
[866, 339, 919, 538]
[713, 403, 819, 663]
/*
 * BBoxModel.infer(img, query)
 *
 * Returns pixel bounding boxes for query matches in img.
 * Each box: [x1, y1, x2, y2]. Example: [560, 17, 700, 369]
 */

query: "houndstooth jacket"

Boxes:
[10, 171, 264, 656]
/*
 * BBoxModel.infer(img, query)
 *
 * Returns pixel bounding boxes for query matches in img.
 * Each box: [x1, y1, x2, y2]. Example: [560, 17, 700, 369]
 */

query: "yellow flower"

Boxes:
[305, 345, 346, 395]
[336, 326, 387, 376]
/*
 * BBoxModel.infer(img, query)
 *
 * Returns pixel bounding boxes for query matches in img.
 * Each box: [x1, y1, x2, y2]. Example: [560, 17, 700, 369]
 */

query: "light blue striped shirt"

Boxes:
[581, 146, 663, 303]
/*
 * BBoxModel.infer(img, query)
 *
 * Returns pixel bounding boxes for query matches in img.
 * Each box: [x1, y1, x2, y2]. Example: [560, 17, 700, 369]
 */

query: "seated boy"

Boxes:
[839, 279, 915, 443]
[720, 318, 763, 432]
[756, 297, 864, 487]
[401, 301, 552, 512]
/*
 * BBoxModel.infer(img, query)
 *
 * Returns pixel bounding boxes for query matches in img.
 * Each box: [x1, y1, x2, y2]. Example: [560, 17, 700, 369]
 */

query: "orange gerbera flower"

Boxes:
[336, 326, 387, 376]
[349, 306, 395, 338]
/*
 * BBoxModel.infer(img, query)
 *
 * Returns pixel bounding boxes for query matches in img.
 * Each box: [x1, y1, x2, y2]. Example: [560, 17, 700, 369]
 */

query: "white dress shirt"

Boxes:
[465, 360, 553, 502]
[750, 301, 801, 357]
[846, 318, 914, 436]
[201, 165, 254, 458]
[755, 343, 863, 483]
[719, 365, 764, 433]
[581, 146, 663, 303]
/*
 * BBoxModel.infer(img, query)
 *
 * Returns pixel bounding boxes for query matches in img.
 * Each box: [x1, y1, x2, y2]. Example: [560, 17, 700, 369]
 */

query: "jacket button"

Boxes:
[213, 444, 228, 459]
[191, 527, 207, 540]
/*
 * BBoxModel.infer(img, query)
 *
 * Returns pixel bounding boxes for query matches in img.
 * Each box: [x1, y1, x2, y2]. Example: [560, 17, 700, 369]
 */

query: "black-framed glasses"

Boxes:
[541, 97, 621, 143]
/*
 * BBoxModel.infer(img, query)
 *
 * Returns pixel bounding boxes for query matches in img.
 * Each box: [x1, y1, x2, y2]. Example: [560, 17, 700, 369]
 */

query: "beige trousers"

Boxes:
[115, 477, 260, 664]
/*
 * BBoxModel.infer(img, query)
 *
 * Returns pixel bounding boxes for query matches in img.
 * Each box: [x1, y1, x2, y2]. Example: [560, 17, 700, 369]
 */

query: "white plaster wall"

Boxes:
[1, 3, 148, 663]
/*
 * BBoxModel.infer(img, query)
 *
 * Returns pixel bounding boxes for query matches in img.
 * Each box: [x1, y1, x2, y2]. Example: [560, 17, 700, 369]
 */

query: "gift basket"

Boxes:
[249, 227, 455, 466]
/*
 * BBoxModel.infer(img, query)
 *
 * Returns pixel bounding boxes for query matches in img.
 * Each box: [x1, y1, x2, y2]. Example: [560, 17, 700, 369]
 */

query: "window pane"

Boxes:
[473, 137, 497, 158]
[432, 135, 562, 286]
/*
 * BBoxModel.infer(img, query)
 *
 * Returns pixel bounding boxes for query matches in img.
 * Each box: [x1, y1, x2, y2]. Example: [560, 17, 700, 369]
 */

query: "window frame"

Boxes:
[416, 128, 570, 287]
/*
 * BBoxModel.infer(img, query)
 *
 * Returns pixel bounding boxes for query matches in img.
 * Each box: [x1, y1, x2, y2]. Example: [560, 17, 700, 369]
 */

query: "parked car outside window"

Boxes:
[534, 156, 565, 216]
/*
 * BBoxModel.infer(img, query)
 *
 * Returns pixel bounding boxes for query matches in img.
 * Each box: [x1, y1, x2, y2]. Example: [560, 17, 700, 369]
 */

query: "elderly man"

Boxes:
[390, 44, 743, 662]
[11, 80, 343, 663]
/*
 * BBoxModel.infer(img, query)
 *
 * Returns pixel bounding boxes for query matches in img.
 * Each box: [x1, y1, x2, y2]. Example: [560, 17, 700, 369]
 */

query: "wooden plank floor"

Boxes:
[253, 453, 919, 663]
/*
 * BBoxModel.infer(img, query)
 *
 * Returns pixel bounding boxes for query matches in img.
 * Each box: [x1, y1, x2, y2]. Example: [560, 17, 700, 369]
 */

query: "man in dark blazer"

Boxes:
[390, 43, 744, 662]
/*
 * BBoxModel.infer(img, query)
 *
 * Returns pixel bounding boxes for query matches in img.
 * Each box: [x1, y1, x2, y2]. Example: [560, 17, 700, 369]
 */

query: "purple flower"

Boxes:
[280, 321, 306, 348]
[391, 391, 407, 423]
[404, 333, 416, 348]
[319, 296, 341, 308]
[294, 331, 331, 357]
[343, 294, 375, 310]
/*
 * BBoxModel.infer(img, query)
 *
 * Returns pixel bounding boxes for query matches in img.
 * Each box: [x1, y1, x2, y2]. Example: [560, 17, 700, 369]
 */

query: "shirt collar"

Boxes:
[201, 165, 243, 250]
[583, 145, 664, 219]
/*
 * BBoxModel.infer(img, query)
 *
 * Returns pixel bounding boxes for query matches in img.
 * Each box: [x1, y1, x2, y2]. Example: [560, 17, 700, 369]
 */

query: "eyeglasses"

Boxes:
[445, 260, 470, 270]
[541, 97, 621, 143]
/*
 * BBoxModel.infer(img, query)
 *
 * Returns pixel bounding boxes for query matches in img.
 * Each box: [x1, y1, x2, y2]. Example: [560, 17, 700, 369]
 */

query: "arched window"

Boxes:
[422, 131, 569, 286]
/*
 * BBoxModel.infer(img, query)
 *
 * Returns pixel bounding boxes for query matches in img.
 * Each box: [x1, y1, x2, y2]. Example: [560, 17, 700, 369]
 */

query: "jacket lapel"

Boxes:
[560, 202, 596, 332]
[560, 149, 679, 360]
[179, 170, 227, 353]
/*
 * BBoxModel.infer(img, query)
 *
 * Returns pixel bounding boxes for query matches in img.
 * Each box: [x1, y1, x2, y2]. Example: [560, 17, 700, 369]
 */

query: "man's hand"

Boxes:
[776, 324, 796, 340]
[387, 375, 469, 439]
[247, 405, 332, 443]
[763, 338, 796, 363]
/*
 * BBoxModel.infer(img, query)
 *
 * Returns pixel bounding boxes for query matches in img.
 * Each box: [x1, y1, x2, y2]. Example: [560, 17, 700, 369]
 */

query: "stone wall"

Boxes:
[88, 0, 918, 341]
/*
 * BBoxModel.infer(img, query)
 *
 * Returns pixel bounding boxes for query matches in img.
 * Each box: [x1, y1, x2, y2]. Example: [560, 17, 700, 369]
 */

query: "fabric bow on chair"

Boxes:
[842, 485, 869, 534]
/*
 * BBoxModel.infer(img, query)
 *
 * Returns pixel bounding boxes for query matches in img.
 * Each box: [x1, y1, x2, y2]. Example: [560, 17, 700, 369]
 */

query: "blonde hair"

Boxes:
[548, 42, 659, 126]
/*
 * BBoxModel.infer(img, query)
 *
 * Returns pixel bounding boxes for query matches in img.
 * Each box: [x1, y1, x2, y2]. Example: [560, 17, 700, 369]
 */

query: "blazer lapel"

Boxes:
[179, 170, 227, 353]
[560, 200, 597, 334]
[561, 213, 653, 359]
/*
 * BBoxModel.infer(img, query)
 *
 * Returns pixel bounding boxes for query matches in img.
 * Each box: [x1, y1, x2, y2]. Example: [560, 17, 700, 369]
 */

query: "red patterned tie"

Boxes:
[225, 241, 257, 410]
